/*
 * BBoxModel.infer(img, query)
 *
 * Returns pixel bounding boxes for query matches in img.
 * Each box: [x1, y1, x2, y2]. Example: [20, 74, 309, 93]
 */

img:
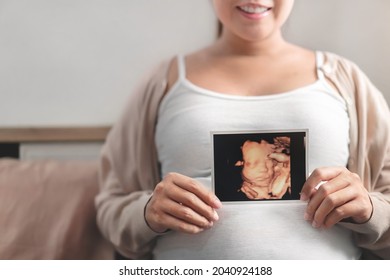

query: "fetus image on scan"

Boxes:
[235, 137, 291, 200]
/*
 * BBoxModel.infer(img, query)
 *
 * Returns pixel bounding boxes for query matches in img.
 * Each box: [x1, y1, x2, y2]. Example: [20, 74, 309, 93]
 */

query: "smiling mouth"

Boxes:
[237, 5, 271, 15]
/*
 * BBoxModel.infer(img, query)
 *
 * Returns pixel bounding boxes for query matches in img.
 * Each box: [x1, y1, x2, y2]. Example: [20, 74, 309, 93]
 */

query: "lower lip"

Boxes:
[237, 7, 271, 20]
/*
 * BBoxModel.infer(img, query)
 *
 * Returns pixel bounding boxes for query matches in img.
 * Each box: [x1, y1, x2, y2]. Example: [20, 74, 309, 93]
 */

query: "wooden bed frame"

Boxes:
[0, 126, 111, 143]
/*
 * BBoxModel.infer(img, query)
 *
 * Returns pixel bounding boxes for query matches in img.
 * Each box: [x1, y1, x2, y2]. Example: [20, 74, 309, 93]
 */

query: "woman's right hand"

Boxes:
[145, 172, 222, 234]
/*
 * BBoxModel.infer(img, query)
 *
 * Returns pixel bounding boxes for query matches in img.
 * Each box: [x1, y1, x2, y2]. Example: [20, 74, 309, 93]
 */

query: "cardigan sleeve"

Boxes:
[339, 140, 390, 259]
[325, 53, 390, 259]
[95, 60, 170, 259]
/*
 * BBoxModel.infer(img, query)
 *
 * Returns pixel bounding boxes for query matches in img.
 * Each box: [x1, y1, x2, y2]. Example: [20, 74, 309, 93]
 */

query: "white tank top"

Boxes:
[154, 51, 361, 259]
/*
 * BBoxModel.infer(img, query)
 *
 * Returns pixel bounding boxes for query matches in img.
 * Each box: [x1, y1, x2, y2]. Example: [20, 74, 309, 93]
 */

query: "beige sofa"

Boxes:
[0, 159, 113, 259]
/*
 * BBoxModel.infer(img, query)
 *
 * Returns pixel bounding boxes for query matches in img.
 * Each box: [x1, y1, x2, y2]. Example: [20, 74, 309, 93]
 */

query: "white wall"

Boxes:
[284, 0, 390, 103]
[0, 0, 389, 127]
[0, 0, 217, 127]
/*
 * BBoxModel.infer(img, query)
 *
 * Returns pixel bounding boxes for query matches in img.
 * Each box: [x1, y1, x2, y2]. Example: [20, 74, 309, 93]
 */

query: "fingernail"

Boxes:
[213, 209, 219, 221]
[300, 193, 308, 202]
[304, 212, 311, 221]
[213, 197, 223, 208]
[312, 221, 320, 228]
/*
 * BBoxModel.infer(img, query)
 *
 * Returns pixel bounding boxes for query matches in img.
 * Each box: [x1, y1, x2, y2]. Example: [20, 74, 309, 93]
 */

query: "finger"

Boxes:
[169, 173, 222, 209]
[168, 187, 220, 222]
[322, 207, 351, 229]
[311, 187, 353, 228]
[161, 199, 214, 229]
[305, 175, 350, 223]
[300, 167, 346, 201]
[322, 201, 363, 229]
[146, 197, 213, 233]
[157, 212, 206, 234]
[151, 176, 219, 228]
[164, 175, 220, 222]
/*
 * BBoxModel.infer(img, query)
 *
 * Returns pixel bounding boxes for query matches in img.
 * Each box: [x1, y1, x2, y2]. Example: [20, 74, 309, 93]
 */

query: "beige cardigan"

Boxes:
[95, 52, 390, 259]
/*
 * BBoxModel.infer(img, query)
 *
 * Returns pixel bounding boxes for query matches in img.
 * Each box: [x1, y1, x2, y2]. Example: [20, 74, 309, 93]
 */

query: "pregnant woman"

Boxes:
[96, 0, 390, 259]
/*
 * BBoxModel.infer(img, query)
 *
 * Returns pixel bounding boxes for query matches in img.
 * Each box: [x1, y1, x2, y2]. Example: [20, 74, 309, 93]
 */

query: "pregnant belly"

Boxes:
[153, 202, 361, 260]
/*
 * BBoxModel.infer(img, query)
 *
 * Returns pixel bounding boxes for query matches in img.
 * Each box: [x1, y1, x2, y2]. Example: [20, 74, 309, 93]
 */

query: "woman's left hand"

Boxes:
[300, 167, 373, 229]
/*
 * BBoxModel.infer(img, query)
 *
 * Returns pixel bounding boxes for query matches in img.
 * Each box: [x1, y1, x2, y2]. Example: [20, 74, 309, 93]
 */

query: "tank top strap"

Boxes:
[176, 55, 186, 81]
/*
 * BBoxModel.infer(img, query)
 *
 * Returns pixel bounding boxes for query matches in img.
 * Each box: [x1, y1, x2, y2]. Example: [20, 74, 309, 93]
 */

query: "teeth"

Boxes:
[240, 6, 269, 14]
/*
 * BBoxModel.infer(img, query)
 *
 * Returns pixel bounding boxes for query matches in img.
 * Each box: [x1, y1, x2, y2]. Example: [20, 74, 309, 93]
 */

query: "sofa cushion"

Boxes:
[0, 159, 113, 259]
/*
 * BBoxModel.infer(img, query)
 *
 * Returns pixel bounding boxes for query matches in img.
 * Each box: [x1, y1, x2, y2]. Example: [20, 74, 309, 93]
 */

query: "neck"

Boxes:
[214, 29, 289, 57]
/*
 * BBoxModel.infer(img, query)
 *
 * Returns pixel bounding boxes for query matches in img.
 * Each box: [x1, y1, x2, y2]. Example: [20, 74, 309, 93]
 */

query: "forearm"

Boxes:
[339, 193, 390, 259]
[95, 188, 160, 259]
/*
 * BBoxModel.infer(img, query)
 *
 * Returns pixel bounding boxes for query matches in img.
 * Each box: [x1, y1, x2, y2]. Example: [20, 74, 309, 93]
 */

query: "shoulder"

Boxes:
[147, 58, 174, 87]
[166, 57, 179, 93]
[130, 57, 175, 100]
[320, 51, 363, 77]
[115, 58, 174, 119]
[165, 47, 211, 93]
[320, 50, 388, 114]
[319, 51, 375, 94]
